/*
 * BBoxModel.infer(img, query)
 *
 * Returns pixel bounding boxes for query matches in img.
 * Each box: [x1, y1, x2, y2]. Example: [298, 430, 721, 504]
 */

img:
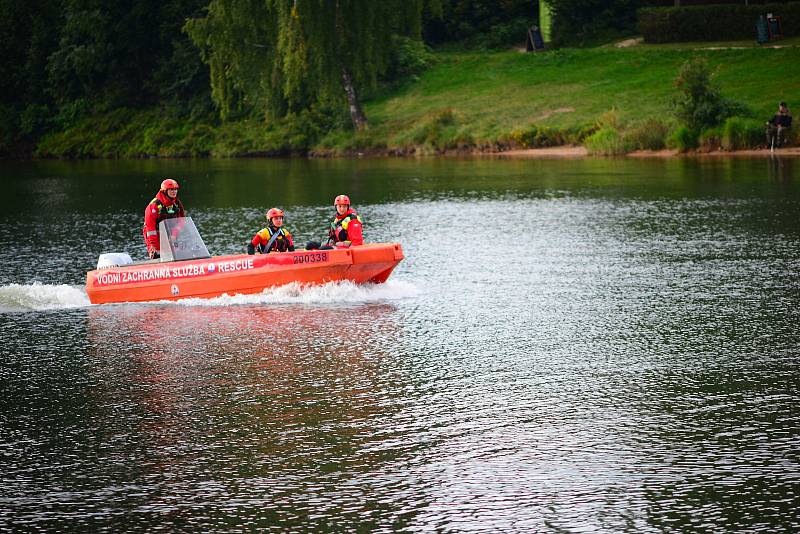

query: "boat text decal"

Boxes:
[93, 258, 255, 286]
[293, 252, 328, 264]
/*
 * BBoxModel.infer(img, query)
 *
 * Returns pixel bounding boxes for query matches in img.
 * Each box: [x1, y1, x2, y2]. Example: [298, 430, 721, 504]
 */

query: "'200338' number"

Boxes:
[293, 252, 328, 264]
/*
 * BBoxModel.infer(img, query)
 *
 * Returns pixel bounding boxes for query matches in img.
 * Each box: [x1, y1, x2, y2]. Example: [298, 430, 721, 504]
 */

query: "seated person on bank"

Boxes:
[766, 101, 792, 148]
[247, 208, 295, 254]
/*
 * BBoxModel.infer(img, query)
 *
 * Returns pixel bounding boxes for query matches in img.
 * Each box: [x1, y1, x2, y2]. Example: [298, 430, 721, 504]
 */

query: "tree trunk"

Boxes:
[341, 67, 368, 130]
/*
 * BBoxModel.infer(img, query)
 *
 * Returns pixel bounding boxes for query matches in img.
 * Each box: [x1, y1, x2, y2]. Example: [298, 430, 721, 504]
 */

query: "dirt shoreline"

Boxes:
[489, 146, 800, 158]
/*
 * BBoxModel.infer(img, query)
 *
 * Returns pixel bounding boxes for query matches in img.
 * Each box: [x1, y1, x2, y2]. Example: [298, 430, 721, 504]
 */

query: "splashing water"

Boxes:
[170, 279, 419, 306]
[0, 282, 91, 312]
[0, 279, 418, 313]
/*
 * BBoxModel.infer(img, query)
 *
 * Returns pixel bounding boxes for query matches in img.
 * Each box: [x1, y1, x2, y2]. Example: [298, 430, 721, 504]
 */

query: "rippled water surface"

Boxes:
[1, 157, 799, 532]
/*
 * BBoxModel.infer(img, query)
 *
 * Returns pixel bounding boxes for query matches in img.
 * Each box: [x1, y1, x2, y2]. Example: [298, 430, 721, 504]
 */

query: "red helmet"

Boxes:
[160, 179, 179, 191]
[266, 208, 284, 220]
[334, 194, 350, 207]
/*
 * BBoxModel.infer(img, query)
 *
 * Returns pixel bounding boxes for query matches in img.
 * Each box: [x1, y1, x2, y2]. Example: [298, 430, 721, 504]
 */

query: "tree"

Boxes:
[0, 0, 61, 152]
[45, 0, 209, 107]
[185, 0, 428, 129]
[672, 57, 746, 133]
[0, 0, 211, 155]
[0, 0, 60, 105]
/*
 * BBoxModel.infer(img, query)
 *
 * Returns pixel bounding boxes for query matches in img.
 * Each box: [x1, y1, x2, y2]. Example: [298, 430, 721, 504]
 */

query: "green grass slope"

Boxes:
[36, 43, 800, 157]
[354, 45, 799, 153]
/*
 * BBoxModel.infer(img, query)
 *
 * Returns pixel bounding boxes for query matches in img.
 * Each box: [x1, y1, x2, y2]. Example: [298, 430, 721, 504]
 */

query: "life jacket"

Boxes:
[143, 191, 185, 249]
[256, 226, 293, 253]
[328, 210, 362, 243]
[150, 194, 184, 226]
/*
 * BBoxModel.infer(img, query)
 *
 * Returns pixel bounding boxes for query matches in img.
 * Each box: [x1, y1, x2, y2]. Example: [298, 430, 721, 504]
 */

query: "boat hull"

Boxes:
[85, 243, 404, 304]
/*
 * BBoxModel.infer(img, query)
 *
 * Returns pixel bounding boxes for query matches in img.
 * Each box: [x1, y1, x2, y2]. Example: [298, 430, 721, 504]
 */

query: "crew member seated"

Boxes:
[248, 208, 295, 254]
[766, 101, 792, 148]
[306, 194, 363, 250]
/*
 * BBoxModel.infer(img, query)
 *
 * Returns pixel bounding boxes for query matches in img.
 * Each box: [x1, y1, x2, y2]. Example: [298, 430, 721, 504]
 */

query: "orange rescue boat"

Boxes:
[85, 217, 403, 304]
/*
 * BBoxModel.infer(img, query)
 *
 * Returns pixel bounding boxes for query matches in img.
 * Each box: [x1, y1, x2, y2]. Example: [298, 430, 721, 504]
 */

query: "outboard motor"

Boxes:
[96, 252, 134, 269]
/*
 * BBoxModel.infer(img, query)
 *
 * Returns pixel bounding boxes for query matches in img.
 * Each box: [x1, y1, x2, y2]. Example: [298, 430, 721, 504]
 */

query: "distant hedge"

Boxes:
[638, 2, 800, 43]
[640, 0, 794, 6]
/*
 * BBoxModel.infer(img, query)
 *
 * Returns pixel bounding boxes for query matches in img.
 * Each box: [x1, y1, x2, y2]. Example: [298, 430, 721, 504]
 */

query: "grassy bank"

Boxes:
[36, 42, 800, 158]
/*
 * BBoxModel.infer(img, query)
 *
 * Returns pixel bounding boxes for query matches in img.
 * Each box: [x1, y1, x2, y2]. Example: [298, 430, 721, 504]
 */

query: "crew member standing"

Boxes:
[143, 179, 185, 259]
[248, 208, 295, 254]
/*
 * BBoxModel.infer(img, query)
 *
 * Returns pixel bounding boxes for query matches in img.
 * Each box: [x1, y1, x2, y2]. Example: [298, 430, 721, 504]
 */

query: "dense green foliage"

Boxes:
[1, 1, 797, 158]
[721, 117, 764, 151]
[184, 0, 427, 129]
[584, 127, 627, 155]
[546, 0, 637, 46]
[0, 0, 212, 157]
[669, 126, 699, 152]
[625, 119, 668, 151]
[422, 0, 535, 49]
[638, 2, 800, 43]
[672, 57, 746, 133]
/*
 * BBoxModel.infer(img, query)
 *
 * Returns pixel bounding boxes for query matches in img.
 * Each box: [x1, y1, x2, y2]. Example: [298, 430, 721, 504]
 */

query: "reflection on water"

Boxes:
[85, 303, 405, 470]
[1, 157, 799, 532]
[4, 303, 414, 531]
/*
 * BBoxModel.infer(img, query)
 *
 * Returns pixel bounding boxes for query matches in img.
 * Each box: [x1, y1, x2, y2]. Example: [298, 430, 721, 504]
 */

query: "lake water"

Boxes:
[1, 156, 798, 532]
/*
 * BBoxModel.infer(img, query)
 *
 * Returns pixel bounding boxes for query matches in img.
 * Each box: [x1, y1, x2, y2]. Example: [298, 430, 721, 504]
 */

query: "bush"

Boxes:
[142, 123, 179, 154]
[509, 125, 569, 148]
[213, 120, 276, 157]
[721, 116, 763, 150]
[668, 126, 699, 152]
[172, 124, 216, 156]
[572, 124, 599, 144]
[583, 109, 634, 154]
[383, 36, 436, 84]
[699, 126, 723, 152]
[625, 119, 669, 150]
[596, 108, 623, 130]
[638, 2, 800, 43]
[673, 58, 747, 133]
[53, 99, 91, 130]
[584, 126, 630, 155]
[19, 104, 52, 137]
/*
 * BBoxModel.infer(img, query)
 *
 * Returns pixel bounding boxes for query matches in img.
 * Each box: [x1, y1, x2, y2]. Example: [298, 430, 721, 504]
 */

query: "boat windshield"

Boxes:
[158, 217, 211, 262]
